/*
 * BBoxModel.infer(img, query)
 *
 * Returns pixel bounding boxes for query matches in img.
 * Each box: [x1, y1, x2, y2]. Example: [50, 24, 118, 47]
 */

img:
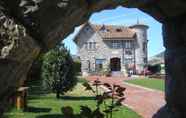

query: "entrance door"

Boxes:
[110, 58, 121, 71]
[95, 59, 105, 72]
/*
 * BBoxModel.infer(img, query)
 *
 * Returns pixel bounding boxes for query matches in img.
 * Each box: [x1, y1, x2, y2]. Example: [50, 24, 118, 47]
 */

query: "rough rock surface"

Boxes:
[1, 0, 186, 117]
[0, 10, 40, 115]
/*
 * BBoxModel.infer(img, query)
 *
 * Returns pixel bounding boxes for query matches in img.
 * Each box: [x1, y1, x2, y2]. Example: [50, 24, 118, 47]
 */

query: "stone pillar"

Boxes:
[163, 14, 186, 117]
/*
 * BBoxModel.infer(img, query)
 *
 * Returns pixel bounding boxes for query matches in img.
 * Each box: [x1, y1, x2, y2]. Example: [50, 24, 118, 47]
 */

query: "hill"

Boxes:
[149, 51, 164, 65]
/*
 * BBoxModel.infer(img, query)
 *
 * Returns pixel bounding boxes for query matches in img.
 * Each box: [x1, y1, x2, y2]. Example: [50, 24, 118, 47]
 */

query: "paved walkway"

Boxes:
[87, 76, 166, 118]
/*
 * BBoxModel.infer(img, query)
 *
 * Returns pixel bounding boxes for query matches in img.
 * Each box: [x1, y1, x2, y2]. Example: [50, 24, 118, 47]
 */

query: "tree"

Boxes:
[73, 61, 81, 74]
[41, 44, 77, 98]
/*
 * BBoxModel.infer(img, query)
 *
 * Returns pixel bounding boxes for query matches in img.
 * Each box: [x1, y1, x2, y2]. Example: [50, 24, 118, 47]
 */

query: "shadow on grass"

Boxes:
[24, 106, 51, 113]
[60, 96, 95, 101]
[28, 95, 44, 100]
[26, 79, 51, 100]
[28, 86, 50, 96]
[36, 114, 80, 118]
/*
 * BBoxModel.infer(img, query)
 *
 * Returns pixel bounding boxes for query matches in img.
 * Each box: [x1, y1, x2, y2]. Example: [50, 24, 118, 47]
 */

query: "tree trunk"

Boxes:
[56, 90, 60, 99]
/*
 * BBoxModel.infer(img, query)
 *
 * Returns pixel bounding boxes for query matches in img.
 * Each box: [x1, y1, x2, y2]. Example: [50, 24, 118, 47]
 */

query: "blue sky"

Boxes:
[63, 6, 165, 57]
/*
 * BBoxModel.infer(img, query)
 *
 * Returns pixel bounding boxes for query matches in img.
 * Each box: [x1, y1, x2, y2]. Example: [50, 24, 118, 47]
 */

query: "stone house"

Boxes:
[74, 22, 149, 76]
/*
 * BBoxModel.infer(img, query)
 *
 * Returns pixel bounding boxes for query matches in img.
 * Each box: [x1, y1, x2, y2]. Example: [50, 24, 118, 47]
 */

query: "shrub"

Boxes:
[82, 78, 126, 118]
[41, 44, 77, 98]
[99, 64, 111, 76]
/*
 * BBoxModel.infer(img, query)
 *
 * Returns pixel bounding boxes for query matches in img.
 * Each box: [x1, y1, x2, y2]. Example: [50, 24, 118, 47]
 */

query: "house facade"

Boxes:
[74, 22, 149, 76]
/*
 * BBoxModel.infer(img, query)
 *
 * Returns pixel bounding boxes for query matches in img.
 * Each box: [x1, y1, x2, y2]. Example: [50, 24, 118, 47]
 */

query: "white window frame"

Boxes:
[85, 42, 97, 50]
[112, 40, 120, 49]
[85, 42, 88, 49]
[125, 40, 132, 49]
[93, 42, 96, 49]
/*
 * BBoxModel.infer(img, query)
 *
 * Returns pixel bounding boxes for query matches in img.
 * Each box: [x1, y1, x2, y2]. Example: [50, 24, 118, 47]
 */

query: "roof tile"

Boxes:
[90, 24, 136, 40]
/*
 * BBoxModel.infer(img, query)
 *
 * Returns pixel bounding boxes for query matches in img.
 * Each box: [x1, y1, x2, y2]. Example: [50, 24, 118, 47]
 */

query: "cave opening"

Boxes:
[1, 1, 186, 117]
[61, 7, 165, 117]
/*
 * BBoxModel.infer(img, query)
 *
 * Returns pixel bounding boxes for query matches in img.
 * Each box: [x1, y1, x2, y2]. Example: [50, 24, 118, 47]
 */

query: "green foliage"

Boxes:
[99, 64, 111, 76]
[41, 44, 77, 97]
[61, 106, 74, 118]
[82, 78, 126, 118]
[78, 77, 88, 83]
[148, 64, 161, 74]
[74, 61, 81, 73]
[80, 106, 104, 118]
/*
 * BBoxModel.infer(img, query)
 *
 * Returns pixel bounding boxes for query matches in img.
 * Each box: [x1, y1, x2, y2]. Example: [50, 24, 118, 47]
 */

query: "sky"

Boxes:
[63, 6, 165, 58]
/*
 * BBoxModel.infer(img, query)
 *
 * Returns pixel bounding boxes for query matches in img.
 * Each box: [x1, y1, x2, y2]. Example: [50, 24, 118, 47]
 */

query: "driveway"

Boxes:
[87, 76, 166, 118]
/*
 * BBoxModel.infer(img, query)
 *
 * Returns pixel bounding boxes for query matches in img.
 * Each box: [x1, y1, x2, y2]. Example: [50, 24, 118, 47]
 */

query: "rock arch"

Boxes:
[1, 0, 186, 117]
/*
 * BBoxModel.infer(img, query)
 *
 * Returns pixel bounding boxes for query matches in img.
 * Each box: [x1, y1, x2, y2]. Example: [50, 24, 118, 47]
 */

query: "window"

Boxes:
[116, 28, 122, 32]
[85, 42, 96, 50]
[112, 40, 120, 49]
[89, 42, 92, 49]
[85, 42, 88, 49]
[87, 60, 90, 72]
[144, 57, 147, 63]
[93, 42, 96, 49]
[124, 58, 133, 64]
[143, 42, 146, 53]
[100, 25, 107, 32]
[85, 27, 89, 31]
[125, 49, 133, 55]
[143, 33, 146, 38]
[125, 40, 132, 48]
[95, 59, 106, 72]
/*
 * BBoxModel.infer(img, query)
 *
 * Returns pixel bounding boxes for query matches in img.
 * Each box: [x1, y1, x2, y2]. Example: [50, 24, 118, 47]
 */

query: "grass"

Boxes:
[77, 76, 87, 83]
[125, 78, 165, 91]
[4, 79, 141, 118]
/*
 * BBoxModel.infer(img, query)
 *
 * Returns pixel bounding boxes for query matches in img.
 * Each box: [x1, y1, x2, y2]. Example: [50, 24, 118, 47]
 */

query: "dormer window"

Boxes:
[100, 25, 108, 32]
[116, 28, 122, 32]
[100, 25, 105, 30]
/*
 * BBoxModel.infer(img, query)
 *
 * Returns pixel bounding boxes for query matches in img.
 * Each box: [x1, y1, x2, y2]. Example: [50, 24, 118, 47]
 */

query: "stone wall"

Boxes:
[131, 24, 148, 73]
[77, 24, 135, 76]
[77, 24, 148, 75]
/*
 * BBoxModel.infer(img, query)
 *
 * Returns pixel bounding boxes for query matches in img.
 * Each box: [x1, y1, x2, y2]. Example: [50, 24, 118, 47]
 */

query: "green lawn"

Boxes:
[125, 78, 165, 91]
[4, 80, 141, 118]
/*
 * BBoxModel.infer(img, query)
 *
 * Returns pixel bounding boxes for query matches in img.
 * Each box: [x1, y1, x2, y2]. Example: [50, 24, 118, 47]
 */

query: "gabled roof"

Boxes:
[73, 22, 88, 43]
[90, 24, 136, 40]
[73, 22, 136, 42]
